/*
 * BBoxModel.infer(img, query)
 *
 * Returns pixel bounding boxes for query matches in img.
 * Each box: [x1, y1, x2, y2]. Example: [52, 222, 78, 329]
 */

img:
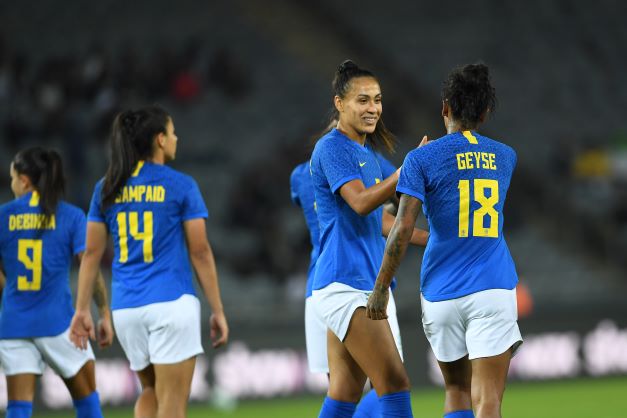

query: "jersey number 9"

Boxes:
[17, 239, 43, 291]
[117, 211, 154, 263]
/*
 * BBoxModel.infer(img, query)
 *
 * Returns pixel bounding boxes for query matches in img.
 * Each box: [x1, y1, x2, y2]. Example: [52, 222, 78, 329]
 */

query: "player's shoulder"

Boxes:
[291, 161, 310, 184]
[313, 129, 351, 156]
[159, 164, 197, 188]
[477, 133, 516, 154]
[57, 201, 85, 218]
[0, 199, 18, 217]
[405, 133, 453, 161]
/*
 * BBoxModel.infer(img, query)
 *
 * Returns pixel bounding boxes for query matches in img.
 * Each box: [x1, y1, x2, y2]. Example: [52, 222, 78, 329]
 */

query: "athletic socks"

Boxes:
[6, 400, 33, 418]
[353, 388, 380, 418]
[73, 391, 104, 418]
[379, 390, 413, 417]
[318, 396, 357, 418]
[444, 410, 475, 418]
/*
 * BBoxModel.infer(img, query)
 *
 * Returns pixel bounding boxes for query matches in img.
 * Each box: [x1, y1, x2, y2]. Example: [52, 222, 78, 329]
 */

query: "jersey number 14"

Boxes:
[458, 179, 499, 238]
[117, 211, 154, 263]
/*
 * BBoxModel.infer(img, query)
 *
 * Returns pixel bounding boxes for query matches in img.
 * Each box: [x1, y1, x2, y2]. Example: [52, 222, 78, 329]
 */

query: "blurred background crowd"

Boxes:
[0, 0, 626, 404]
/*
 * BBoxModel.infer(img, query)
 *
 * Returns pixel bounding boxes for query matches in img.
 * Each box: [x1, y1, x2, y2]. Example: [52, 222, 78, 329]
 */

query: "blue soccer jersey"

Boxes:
[88, 161, 208, 310]
[397, 130, 518, 302]
[0, 192, 86, 338]
[290, 162, 321, 298]
[310, 128, 390, 292]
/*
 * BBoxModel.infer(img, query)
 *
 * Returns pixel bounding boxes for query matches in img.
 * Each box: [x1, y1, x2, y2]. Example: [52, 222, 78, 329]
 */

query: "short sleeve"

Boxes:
[87, 182, 105, 223]
[289, 167, 301, 207]
[374, 152, 397, 179]
[71, 209, 87, 255]
[318, 141, 360, 194]
[397, 149, 427, 202]
[182, 178, 209, 221]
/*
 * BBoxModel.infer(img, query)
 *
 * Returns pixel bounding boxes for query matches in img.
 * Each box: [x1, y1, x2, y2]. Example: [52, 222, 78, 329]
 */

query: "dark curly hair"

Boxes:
[442, 63, 496, 130]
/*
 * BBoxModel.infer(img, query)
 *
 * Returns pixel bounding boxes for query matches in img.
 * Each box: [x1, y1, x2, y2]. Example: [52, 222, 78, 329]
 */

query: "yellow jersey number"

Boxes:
[117, 211, 154, 263]
[17, 239, 43, 291]
[458, 179, 499, 238]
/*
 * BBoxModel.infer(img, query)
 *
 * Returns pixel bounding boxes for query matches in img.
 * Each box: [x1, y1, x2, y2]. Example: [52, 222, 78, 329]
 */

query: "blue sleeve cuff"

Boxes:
[73, 245, 86, 256]
[396, 186, 424, 203]
[87, 216, 105, 223]
[330, 174, 361, 194]
[182, 212, 209, 221]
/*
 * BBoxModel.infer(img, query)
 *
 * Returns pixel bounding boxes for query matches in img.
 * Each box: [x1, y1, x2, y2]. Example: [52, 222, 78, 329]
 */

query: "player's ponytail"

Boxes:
[101, 106, 170, 208]
[12, 147, 65, 219]
[331, 60, 396, 154]
[442, 62, 496, 130]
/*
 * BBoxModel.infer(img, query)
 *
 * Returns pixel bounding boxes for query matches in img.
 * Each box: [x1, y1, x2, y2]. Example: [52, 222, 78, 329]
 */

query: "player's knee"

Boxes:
[375, 368, 411, 394]
[471, 391, 501, 415]
[135, 387, 157, 418]
[328, 384, 363, 403]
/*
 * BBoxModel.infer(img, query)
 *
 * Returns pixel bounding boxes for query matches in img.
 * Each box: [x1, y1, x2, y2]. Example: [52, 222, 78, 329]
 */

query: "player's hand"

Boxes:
[209, 311, 229, 348]
[418, 135, 430, 148]
[366, 284, 390, 320]
[70, 309, 95, 350]
[96, 312, 115, 349]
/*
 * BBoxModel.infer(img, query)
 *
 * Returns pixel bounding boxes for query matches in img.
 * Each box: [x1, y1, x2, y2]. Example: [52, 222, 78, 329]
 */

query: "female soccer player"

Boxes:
[290, 120, 410, 417]
[0, 147, 112, 418]
[309, 61, 427, 418]
[69, 106, 229, 418]
[367, 63, 523, 418]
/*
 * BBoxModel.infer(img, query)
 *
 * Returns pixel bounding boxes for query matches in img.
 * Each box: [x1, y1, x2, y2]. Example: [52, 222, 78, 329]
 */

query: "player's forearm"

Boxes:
[355, 174, 399, 215]
[410, 228, 429, 247]
[376, 220, 413, 289]
[190, 247, 224, 315]
[92, 270, 110, 318]
[76, 252, 102, 312]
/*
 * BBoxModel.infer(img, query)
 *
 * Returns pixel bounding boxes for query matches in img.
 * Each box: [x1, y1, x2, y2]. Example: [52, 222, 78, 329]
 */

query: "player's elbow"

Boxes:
[352, 200, 375, 216]
[188, 244, 211, 262]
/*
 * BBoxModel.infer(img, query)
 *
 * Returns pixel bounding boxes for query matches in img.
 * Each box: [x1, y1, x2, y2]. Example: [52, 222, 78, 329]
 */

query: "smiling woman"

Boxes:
[309, 61, 418, 418]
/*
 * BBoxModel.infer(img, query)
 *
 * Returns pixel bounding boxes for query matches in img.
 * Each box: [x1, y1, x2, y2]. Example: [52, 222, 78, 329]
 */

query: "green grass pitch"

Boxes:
[34, 376, 627, 417]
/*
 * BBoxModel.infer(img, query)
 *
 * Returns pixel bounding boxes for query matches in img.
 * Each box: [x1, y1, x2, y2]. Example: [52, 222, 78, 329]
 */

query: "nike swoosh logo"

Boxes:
[359, 162, 366, 167]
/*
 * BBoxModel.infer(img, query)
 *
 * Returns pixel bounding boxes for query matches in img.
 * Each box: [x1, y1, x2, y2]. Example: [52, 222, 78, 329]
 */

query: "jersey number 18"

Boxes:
[458, 179, 499, 238]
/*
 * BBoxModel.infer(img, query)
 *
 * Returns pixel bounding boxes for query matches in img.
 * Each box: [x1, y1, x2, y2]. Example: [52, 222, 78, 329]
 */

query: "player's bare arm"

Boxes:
[339, 173, 399, 216]
[70, 221, 108, 350]
[183, 218, 229, 348]
[367, 193, 422, 320]
[382, 210, 429, 246]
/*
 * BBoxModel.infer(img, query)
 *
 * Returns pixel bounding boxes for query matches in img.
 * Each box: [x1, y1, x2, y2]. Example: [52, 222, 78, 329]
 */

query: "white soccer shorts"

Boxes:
[310, 282, 403, 364]
[112, 294, 204, 371]
[421, 288, 523, 362]
[0, 326, 95, 378]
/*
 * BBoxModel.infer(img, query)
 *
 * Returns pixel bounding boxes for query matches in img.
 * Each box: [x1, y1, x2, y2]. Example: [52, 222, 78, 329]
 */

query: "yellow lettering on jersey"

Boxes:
[9, 214, 56, 231]
[457, 154, 466, 170]
[456, 152, 497, 171]
[488, 153, 496, 170]
[375, 178, 381, 184]
[115, 185, 166, 203]
[145, 185, 153, 201]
